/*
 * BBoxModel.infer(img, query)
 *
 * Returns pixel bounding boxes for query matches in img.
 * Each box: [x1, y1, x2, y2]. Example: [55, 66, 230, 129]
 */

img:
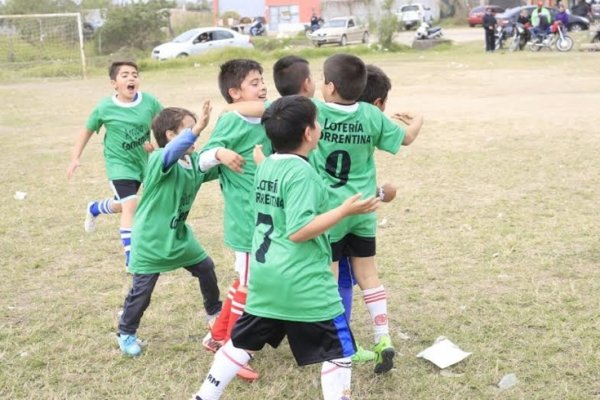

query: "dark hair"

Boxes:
[273, 55, 310, 96]
[261, 95, 316, 153]
[218, 59, 263, 103]
[109, 61, 138, 80]
[152, 107, 196, 148]
[358, 64, 391, 105]
[323, 54, 367, 101]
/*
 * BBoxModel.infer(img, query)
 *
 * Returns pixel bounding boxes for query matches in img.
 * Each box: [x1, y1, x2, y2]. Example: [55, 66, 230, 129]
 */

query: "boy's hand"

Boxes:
[192, 100, 212, 135]
[66, 159, 80, 180]
[216, 148, 245, 173]
[392, 112, 414, 125]
[253, 144, 266, 165]
[143, 141, 155, 153]
[341, 193, 380, 216]
[378, 183, 397, 203]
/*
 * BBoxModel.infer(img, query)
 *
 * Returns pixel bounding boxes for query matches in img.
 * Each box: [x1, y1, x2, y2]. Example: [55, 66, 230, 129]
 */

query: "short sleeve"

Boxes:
[201, 112, 237, 151]
[85, 104, 103, 134]
[375, 112, 405, 155]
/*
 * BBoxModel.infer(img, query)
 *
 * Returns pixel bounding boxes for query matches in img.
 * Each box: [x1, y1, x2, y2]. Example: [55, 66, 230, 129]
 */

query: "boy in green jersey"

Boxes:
[272, 55, 400, 364]
[116, 102, 237, 356]
[312, 53, 424, 374]
[67, 61, 163, 267]
[193, 95, 379, 400]
[198, 59, 271, 381]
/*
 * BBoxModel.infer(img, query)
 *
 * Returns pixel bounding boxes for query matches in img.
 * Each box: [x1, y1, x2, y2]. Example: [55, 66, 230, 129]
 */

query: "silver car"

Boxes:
[151, 27, 253, 60]
[309, 16, 369, 47]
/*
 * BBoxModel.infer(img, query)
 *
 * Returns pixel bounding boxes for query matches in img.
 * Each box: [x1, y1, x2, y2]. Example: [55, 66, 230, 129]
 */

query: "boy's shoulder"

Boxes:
[216, 110, 263, 129]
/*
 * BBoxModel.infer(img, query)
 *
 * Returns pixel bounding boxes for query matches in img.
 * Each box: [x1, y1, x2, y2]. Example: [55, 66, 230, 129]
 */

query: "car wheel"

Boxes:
[340, 35, 347, 46]
[469, 23, 476, 27]
[569, 23, 584, 32]
[176, 53, 188, 58]
[362, 32, 369, 44]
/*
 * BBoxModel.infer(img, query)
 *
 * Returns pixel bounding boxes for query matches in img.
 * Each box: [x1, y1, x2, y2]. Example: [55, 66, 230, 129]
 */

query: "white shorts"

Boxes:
[234, 251, 251, 286]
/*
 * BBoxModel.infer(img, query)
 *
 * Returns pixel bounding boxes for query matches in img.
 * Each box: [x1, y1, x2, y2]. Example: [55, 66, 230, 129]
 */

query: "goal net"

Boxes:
[0, 13, 86, 78]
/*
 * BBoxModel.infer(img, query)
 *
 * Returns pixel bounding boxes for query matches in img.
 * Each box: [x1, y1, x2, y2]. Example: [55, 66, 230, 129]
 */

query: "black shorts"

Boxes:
[109, 179, 142, 203]
[330, 233, 376, 262]
[231, 313, 356, 366]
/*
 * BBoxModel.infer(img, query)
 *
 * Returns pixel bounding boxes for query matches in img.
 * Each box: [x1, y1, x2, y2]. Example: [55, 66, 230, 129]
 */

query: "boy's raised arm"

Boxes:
[289, 194, 380, 243]
[392, 112, 424, 145]
[221, 100, 265, 118]
[66, 128, 94, 179]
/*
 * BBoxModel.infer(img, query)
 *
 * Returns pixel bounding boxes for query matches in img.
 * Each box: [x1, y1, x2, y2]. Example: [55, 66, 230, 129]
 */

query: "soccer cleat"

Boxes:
[201, 332, 224, 354]
[84, 201, 97, 233]
[351, 344, 376, 363]
[236, 363, 259, 382]
[117, 333, 142, 357]
[373, 335, 395, 374]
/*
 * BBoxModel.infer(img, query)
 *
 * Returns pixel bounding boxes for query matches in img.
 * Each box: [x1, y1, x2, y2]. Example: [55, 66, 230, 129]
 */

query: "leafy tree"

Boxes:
[377, 0, 397, 48]
[99, 0, 174, 54]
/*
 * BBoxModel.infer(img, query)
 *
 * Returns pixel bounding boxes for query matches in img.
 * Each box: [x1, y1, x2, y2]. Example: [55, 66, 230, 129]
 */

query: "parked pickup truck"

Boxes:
[309, 16, 369, 46]
[396, 3, 433, 30]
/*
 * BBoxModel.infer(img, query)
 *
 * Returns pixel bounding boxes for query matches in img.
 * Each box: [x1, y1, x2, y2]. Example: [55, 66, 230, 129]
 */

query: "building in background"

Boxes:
[213, 0, 320, 31]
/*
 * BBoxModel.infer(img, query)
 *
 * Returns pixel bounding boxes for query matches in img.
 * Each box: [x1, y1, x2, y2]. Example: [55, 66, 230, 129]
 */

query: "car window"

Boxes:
[402, 5, 419, 11]
[173, 30, 199, 43]
[213, 30, 234, 40]
[348, 19, 355, 27]
[323, 19, 346, 28]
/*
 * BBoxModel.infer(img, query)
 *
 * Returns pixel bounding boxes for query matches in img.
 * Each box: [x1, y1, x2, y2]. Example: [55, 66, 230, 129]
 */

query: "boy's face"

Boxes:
[230, 69, 267, 102]
[111, 65, 139, 102]
[307, 120, 321, 150]
[167, 114, 197, 155]
[305, 75, 316, 98]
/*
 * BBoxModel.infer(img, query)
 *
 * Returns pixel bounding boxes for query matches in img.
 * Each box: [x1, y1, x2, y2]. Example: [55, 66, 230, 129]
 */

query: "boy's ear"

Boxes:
[110, 79, 118, 90]
[228, 87, 241, 102]
[165, 129, 177, 141]
[373, 97, 386, 111]
[303, 126, 313, 143]
[324, 81, 336, 97]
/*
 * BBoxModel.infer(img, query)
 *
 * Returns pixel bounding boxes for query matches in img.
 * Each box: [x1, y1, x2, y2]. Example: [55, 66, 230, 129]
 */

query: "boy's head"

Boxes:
[357, 64, 392, 111]
[272, 55, 315, 97]
[218, 59, 266, 104]
[261, 95, 319, 153]
[109, 61, 139, 102]
[322, 54, 367, 102]
[152, 107, 196, 150]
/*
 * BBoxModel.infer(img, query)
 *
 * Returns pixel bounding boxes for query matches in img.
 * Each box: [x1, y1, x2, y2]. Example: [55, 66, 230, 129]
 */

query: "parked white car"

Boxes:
[396, 4, 433, 30]
[309, 16, 369, 47]
[151, 27, 253, 60]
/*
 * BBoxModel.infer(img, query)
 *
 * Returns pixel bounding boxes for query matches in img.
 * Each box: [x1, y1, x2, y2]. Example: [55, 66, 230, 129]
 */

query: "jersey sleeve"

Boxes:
[201, 112, 238, 152]
[284, 167, 323, 237]
[85, 103, 103, 134]
[375, 111, 405, 155]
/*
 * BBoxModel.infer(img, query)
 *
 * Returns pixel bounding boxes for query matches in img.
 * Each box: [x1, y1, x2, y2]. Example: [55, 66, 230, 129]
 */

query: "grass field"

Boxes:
[1, 45, 599, 400]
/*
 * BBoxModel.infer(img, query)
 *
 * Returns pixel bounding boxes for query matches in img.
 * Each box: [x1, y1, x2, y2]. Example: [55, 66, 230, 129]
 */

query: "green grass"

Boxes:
[1, 48, 599, 399]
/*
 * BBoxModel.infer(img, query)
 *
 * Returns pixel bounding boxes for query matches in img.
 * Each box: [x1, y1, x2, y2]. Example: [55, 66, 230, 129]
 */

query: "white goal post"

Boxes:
[0, 13, 87, 78]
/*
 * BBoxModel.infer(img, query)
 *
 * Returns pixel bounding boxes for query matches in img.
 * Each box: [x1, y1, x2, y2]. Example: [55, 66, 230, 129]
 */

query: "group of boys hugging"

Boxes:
[67, 53, 423, 400]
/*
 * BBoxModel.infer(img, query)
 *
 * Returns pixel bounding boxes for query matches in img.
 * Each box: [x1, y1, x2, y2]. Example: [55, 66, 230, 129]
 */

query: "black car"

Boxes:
[496, 5, 590, 31]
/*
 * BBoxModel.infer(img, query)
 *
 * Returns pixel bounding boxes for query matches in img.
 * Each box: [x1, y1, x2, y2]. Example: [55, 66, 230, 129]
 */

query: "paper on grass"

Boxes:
[417, 336, 471, 369]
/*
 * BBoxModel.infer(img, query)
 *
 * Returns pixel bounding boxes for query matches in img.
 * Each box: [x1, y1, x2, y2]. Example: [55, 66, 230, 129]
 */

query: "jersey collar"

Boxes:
[112, 92, 143, 108]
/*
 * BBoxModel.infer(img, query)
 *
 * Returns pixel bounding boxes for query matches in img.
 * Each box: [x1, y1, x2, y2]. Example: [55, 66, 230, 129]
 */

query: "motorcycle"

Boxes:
[495, 24, 512, 50]
[249, 18, 266, 36]
[509, 22, 530, 51]
[528, 21, 573, 52]
[592, 24, 600, 43]
[415, 21, 443, 40]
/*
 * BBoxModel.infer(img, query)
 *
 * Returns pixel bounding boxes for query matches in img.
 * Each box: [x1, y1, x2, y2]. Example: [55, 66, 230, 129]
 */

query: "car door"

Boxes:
[210, 29, 237, 50]
[189, 31, 210, 56]
[347, 18, 359, 42]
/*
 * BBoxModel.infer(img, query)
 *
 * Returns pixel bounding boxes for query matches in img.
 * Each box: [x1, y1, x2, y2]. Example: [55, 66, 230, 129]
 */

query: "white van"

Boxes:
[396, 3, 433, 30]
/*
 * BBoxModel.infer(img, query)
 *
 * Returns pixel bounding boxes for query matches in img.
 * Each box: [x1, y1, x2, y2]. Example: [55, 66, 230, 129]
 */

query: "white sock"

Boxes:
[362, 285, 389, 342]
[321, 357, 352, 400]
[193, 340, 251, 400]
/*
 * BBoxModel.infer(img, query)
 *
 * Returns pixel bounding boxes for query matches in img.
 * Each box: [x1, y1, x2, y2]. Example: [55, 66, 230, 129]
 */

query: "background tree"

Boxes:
[99, 0, 174, 54]
[377, 0, 397, 48]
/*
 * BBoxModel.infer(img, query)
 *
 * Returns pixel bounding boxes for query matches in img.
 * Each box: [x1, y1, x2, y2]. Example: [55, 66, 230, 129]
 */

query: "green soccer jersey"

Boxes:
[86, 92, 163, 181]
[310, 100, 406, 242]
[128, 150, 218, 274]
[201, 111, 272, 252]
[244, 154, 344, 322]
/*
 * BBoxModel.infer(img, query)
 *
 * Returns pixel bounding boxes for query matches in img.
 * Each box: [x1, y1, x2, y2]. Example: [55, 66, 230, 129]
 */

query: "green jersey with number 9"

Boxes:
[245, 154, 344, 322]
[310, 100, 405, 242]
